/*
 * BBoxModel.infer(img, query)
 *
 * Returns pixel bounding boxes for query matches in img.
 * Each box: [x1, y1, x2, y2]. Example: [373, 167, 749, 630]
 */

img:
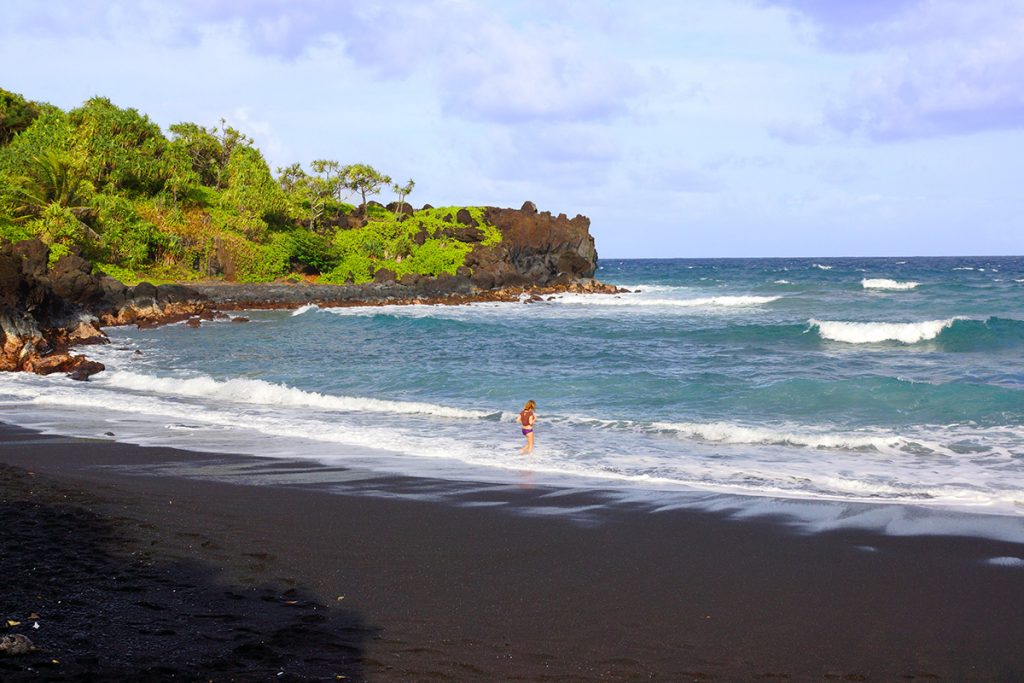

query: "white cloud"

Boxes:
[771, 0, 1024, 140]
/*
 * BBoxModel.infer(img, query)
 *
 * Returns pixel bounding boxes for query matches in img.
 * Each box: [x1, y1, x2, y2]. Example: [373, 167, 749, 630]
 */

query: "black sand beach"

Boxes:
[1, 421, 1023, 681]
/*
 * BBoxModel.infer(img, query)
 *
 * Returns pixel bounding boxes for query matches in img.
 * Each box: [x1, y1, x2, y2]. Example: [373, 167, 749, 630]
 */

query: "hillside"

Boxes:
[0, 88, 597, 289]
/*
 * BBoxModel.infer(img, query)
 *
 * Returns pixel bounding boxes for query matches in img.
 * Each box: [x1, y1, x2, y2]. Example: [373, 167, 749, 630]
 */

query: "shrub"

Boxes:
[325, 205, 500, 281]
[288, 229, 338, 273]
[322, 252, 374, 284]
[92, 193, 161, 268]
[220, 232, 290, 283]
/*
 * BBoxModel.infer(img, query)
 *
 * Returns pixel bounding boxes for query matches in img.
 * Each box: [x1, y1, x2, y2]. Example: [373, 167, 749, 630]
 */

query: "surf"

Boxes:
[861, 278, 919, 290]
[809, 318, 956, 344]
[100, 371, 492, 419]
[808, 317, 1024, 348]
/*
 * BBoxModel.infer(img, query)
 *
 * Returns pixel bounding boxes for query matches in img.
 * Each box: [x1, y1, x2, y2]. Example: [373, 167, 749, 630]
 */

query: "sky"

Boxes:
[1, 0, 1022, 258]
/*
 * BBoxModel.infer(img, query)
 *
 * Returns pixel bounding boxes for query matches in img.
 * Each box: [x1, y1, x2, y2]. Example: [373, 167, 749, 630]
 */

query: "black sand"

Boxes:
[1, 421, 1023, 681]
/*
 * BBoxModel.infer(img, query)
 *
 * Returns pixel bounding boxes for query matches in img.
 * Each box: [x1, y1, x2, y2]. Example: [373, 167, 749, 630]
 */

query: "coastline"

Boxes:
[2, 421, 1024, 680]
[183, 277, 625, 311]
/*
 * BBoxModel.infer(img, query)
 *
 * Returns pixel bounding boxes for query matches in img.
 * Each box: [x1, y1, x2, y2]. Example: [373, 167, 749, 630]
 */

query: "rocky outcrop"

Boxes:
[190, 201, 616, 307]
[465, 201, 598, 290]
[0, 239, 209, 379]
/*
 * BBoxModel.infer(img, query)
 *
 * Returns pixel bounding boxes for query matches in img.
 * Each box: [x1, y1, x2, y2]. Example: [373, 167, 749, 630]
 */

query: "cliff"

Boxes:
[466, 201, 598, 289]
[0, 240, 209, 379]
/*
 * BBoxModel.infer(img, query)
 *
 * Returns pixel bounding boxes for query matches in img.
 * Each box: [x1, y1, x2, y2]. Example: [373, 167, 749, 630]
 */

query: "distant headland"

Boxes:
[0, 88, 619, 377]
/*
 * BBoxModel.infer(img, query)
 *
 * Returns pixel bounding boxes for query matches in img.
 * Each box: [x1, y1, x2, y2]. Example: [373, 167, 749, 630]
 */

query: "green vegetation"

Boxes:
[324, 206, 500, 284]
[0, 89, 500, 284]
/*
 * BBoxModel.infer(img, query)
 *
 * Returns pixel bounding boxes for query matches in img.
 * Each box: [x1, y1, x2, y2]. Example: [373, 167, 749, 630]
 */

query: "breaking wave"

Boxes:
[291, 304, 320, 316]
[862, 278, 919, 290]
[807, 317, 1024, 348]
[101, 371, 491, 419]
[554, 294, 782, 308]
[810, 318, 956, 344]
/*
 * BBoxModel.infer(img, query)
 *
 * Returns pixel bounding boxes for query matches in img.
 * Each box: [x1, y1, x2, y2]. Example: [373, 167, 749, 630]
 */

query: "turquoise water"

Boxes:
[2, 256, 1023, 521]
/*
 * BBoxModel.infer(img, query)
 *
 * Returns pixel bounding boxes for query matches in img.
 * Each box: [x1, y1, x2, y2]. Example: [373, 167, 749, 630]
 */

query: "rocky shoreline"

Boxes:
[187, 277, 622, 311]
[0, 203, 624, 380]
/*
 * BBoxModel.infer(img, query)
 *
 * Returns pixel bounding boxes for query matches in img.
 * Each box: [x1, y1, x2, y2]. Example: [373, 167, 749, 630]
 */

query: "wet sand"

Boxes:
[1, 421, 1023, 681]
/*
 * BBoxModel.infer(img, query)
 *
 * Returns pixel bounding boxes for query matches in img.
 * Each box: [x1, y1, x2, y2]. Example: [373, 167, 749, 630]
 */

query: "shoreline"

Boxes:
[2, 421, 1024, 680]
[183, 277, 627, 311]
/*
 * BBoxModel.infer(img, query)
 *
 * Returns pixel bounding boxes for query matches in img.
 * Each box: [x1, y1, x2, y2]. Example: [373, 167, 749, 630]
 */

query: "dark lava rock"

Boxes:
[231, 316, 250, 323]
[464, 205, 598, 288]
[455, 208, 478, 227]
[386, 201, 415, 216]
[373, 268, 397, 284]
[51, 255, 102, 305]
[157, 283, 205, 305]
[68, 359, 105, 381]
[131, 282, 158, 301]
[412, 226, 429, 246]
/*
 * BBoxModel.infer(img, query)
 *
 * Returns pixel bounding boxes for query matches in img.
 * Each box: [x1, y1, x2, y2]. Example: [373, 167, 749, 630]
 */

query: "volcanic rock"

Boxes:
[69, 358, 106, 381]
[0, 239, 209, 377]
[455, 208, 478, 227]
[465, 206, 598, 289]
[373, 268, 397, 284]
[386, 201, 415, 216]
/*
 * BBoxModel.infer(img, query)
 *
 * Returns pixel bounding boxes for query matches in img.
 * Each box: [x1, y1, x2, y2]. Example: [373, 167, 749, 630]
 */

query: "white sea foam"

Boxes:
[100, 371, 491, 419]
[318, 291, 781, 317]
[3, 371, 1024, 531]
[647, 420, 919, 451]
[861, 278, 920, 290]
[813, 264, 833, 270]
[774, 279, 792, 284]
[291, 304, 319, 316]
[953, 267, 975, 271]
[987, 557, 1024, 567]
[552, 293, 782, 308]
[810, 318, 958, 344]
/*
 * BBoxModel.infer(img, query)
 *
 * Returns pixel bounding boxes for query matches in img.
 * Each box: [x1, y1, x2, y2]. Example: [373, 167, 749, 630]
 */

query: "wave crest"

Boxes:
[862, 278, 919, 290]
[101, 372, 490, 419]
[291, 304, 320, 316]
[649, 420, 913, 451]
[810, 318, 957, 344]
[558, 294, 781, 308]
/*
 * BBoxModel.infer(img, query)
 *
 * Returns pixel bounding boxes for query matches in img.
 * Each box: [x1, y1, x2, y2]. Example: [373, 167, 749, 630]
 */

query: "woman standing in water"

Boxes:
[516, 400, 537, 454]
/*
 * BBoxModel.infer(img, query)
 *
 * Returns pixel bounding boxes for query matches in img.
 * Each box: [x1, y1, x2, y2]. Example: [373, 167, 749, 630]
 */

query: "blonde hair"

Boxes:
[523, 400, 536, 410]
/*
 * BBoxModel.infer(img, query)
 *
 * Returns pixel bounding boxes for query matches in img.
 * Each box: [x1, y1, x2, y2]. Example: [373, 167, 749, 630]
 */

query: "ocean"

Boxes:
[2, 256, 1023, 538]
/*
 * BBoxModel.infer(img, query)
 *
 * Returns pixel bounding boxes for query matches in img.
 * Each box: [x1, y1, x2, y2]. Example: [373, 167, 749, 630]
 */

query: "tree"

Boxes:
[12, 149, 94, 221]
[277, 162, 307, 194]
[67, 96, 169, 195]
[167, 119, 251, 189]
[11, 150, 100, 251]
[221, 144, 289, 236]
[308, 159, 345, 233]
[277, 160, 347, 234]
[0, 88, 42, 146]
[392, 178, 415, 218]
[341, 163, 391, 219]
